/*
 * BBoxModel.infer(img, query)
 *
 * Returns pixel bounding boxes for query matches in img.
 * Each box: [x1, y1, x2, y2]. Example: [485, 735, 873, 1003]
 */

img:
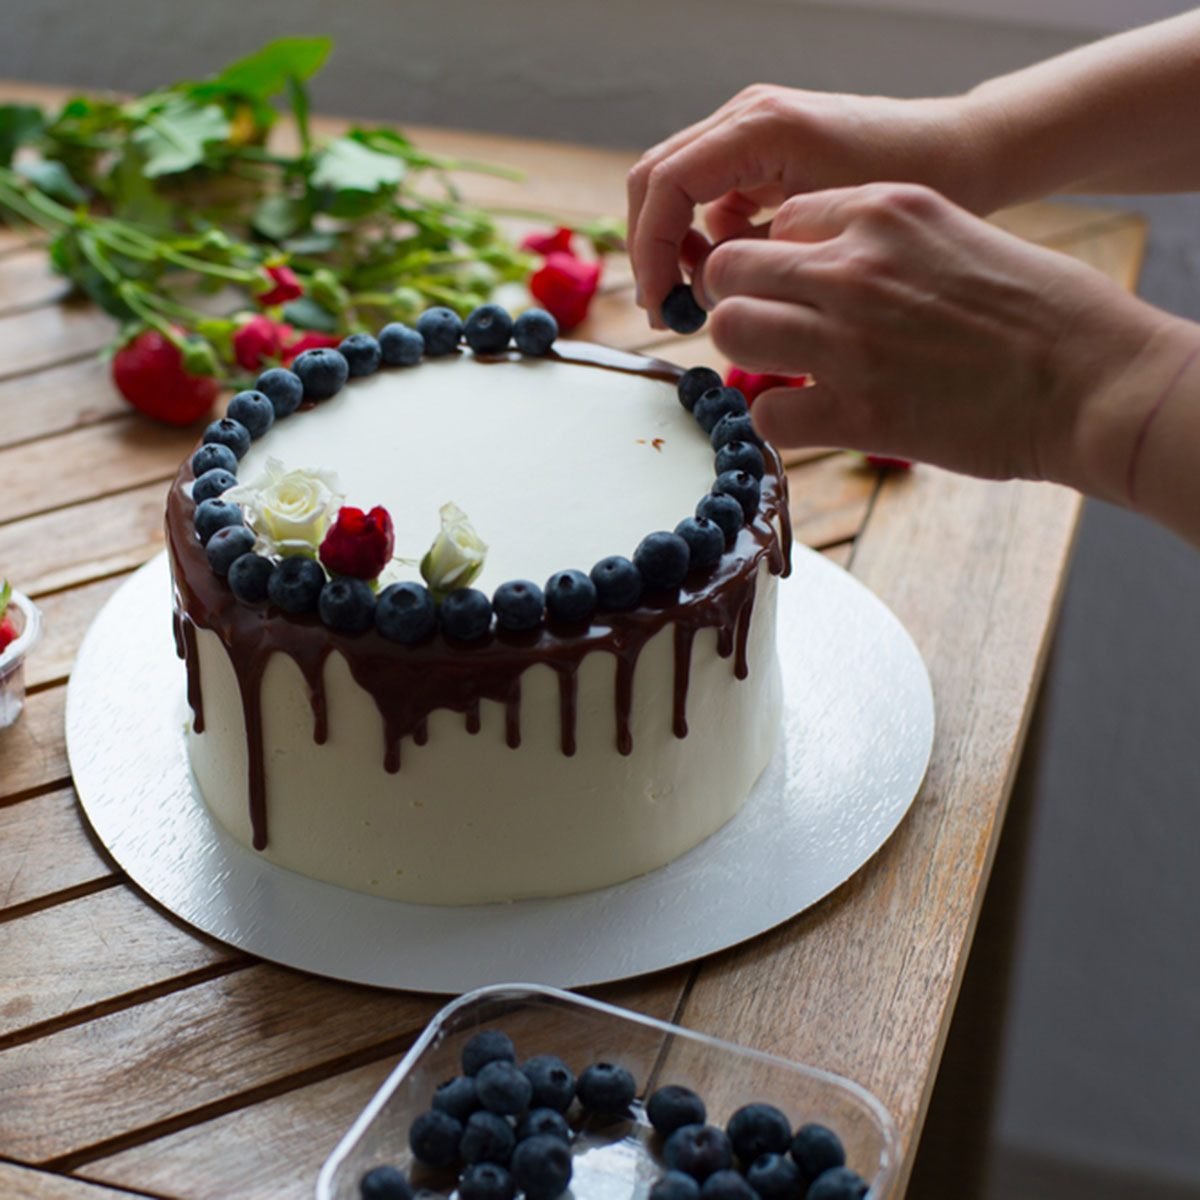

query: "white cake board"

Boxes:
[65, 549, 933, 993]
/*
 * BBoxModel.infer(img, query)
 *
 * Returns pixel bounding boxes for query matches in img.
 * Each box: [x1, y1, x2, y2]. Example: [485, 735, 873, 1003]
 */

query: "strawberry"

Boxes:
[112, 328, 220, 427]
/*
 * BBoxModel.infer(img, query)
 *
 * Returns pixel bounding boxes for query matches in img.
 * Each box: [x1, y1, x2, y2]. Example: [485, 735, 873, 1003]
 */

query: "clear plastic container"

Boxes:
[0, 589, 42, 729]
[317, 984, 899, 1200]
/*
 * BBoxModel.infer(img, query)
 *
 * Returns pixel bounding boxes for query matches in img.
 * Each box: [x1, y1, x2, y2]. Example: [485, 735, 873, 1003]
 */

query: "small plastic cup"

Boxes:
[0, 590, 43, 729]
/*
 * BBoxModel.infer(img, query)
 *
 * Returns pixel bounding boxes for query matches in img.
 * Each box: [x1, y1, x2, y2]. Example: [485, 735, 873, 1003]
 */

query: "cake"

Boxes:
[166, 307, 792, 905]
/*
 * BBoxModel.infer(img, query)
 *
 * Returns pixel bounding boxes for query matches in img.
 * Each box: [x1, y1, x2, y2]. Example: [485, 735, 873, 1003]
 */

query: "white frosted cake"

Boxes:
[167, 315, 791, 905]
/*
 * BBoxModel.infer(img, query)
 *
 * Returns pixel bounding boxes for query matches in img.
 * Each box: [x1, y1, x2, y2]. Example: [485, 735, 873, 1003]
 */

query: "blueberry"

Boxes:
[194, 497, 244, 544]
[192, 468, 238, 504]
[510, 1135, 572, 1200]
[376, 582, 437, 644]
[789, 1124, 845, 1183]
[359, 1164, 413, 1200]
[459, 1163, 516, 1200]
[545, 569, 597, 625]
[293, 347, 349, 400]
[493, 580, 544, 633]
[590, 556, 643, 610]
[805, 1167, 867, 1200]
[462, 1030, 517, 1077]
[575, 1062, 636, 1116]
[267, 557, 326, 615]
[191, 442, 238, 478]
[661, 283, 707, 335]
[696, 493, 744, 540]
[712, 470, 762, 520]
[417, 306, 464, 356]
[646, 1085, 707, 1137]
[379, 322, 424, 366]
[227, 389, 275, 439]
[202, 417, 251, 460]
[206, 525, 256, 577]
[716, 441, 766, 481]
[521, 1055, 575, 1113]
[663, 1125, 734, 1182]
[726, 1103, 792, 1165]
[710, 412, 762, 452]
[433, 1075, 480, 1123]
[464, 304, 514, 355]
[319, 577, 377, 634]
[338, 332, 383, 377]
[440, 588, 493, 641]
[228, 553, 274, 604]
[678, 366, 723, 413]
[700, 1169, 757, 1200]
[673, 517, 724, 571]
[476, 1060, 533, 1116]
[694, 387, 748, 435]
[461, 1110, 516, 1165]
[255, 366, 305, 418]
[650, 1172, 702, 1200]
[745, 1153, 803, 1200]
[515, 1108, 571, 1144]
[408, 1108, 463, 1169]
[513, 308, 558, 356]
[633, 531, 691, 591]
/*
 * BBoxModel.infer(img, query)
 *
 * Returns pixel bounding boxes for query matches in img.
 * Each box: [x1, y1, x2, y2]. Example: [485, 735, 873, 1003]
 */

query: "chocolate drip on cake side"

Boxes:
[167, 346, 792, 851]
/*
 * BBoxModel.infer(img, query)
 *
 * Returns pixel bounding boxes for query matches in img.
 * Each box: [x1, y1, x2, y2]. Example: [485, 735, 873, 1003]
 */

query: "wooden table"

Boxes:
[0, 82, 1146, 1199]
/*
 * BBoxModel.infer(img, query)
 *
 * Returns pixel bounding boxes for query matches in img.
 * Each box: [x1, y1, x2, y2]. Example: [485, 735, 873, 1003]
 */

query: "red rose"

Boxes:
[530, 252, 602, 332]
[258, 264, 304, 307]
[283, 330, 343, 363]
[233, 315, 292, 371]
[521, 226, 575, 257]
[111, 327, 219, 426]
[319, 505, 395, 580]
[724, 366, 811, 407]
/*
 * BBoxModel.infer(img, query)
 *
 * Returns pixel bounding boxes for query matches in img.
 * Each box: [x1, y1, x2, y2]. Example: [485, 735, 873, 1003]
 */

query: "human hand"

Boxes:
[627, 85, 984, 326]
[698, 182, 1180, 495]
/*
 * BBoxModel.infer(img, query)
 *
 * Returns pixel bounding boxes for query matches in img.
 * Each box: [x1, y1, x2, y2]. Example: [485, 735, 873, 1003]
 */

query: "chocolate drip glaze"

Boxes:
[168, 343, 792, 850]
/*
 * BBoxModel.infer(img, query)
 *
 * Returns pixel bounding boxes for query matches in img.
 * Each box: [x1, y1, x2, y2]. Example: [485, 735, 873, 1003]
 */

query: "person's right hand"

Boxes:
[626, 85, 987, 326]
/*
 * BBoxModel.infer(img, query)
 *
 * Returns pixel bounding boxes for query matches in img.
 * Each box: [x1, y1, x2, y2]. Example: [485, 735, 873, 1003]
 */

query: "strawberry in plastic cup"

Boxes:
[0, 580, 43, 729]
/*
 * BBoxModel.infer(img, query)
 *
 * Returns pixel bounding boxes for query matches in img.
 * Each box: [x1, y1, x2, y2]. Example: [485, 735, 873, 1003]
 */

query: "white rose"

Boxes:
[223, 458, 344, 558]
[421, 502, 488, 595]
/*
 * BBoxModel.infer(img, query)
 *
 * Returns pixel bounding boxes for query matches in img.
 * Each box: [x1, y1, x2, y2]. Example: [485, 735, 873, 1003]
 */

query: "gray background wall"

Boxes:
[4, 2, 1198, 1194]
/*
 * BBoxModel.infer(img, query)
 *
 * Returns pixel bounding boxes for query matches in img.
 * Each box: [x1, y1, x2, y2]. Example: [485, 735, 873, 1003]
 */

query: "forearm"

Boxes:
[959, 10, 1200, 211]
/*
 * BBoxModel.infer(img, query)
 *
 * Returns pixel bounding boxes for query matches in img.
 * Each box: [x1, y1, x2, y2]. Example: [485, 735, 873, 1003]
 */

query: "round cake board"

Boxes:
[66, 549, 933, 993]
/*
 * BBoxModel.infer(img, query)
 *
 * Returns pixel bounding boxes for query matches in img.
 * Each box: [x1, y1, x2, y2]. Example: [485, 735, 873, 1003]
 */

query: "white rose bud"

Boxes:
[421, 502, 488, 596]
[224, 458, 344, 558]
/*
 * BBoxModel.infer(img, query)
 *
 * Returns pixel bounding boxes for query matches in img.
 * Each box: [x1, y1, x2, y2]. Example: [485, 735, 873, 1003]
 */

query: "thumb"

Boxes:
[752, 382, 851, 450]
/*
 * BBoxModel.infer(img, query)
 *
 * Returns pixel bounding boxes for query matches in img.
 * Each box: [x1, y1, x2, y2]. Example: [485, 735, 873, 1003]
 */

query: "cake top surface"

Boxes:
[233, 346, 714, 591]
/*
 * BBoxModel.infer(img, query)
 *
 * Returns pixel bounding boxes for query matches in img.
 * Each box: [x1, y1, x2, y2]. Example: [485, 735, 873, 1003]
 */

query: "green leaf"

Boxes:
[252, 193, 309, 241]
[0, 578, 11, 623]
[0, 104, 45, 167]
[130, 99, 230, 178]
[191, 37, 332, 104]
[312, 136, 405, 197]
[282, 231, 337, 256]
[286, 73, 312, 158]
[15, 159, 86, 205]
[283, 295, 338, 332]
[109, 146, 173, 228]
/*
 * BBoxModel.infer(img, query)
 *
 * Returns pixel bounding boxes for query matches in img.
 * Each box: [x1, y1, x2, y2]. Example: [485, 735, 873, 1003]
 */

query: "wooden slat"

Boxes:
[0, 479, 168, 595]
[0, 247, 72, 316]
[0, 303, 112, 383]
[787, 453, 878, 548]
[0, 886, 236, 1041]
[24, 575, 130, 690]
[0, 685, 69, 798]
[0, 416, 195, 526]
[0, 1163, 142, 1199]
[0, 357, 129, 450]
[0, 786, 114, 912]
[0, 967, 440, 1164]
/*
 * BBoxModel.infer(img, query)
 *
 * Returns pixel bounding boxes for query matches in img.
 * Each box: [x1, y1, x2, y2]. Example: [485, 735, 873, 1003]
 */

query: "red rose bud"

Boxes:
[724, 366, 811, 407]
[258, 264, 304, 307]
[112, 327, 220, 427]
[530, 252, 602, 332]
[234, 315, 292, 370]
[319, 505, 396, 580]
[520, 226, 576, 257]
[283, 330, 343, 363]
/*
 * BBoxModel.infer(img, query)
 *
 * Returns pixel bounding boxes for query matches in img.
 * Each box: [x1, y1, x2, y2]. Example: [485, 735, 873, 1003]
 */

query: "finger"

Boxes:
[701, 238, 832, 309]
[680, 228, 713, 276]
[708, 295, 831, 377]
[752, 382, 853, 451]
[770, 187, 871, 242]
[705, 185, 788, 243]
